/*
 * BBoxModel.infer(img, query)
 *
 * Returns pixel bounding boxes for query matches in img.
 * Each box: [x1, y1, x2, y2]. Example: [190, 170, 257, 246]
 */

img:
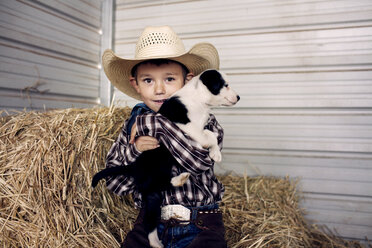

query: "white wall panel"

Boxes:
[0, 0, 111, 112]
[114, 0, 372, 242]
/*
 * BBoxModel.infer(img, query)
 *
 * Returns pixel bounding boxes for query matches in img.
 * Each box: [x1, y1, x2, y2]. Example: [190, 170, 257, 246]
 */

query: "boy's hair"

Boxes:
[130, 59, 190, 81]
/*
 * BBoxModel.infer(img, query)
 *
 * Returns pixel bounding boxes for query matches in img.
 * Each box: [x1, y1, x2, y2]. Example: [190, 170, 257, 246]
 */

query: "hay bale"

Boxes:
[219, 175, 364, 248]
[0, 106, 135, 247]
[0, 107, 365, 247]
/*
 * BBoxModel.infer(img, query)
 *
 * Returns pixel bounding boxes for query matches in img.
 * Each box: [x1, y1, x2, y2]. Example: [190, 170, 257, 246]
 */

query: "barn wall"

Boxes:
[0, 0, 113, 112]
[113, 0, 372, 242]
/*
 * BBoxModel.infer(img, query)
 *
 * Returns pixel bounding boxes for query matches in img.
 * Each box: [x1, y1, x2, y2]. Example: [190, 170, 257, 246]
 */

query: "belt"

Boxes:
[160, 204, 221, 224]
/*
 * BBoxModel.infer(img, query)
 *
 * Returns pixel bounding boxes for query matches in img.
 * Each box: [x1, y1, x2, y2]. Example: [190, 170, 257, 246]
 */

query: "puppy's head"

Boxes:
[199, 70, 240, 106]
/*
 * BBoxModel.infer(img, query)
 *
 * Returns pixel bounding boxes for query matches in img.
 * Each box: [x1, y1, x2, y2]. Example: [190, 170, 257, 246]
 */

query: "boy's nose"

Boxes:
[154, 81, 165, 94]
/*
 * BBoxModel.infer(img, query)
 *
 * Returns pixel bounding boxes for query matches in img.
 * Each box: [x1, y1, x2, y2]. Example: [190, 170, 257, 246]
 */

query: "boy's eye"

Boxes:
[166, 77, 175, 82]
[224, 83, 229, 87]
[143, 78, 152, 84]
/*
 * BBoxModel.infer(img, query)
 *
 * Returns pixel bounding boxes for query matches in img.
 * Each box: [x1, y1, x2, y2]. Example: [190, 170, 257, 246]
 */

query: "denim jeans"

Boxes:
[158, 204, 220, 248]
[157, 221, 201, 248]
[121, 204, 227, 248]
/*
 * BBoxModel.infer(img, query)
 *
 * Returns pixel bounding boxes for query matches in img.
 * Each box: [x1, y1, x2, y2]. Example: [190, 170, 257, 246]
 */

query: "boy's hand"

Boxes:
[129, 123, 160, 152]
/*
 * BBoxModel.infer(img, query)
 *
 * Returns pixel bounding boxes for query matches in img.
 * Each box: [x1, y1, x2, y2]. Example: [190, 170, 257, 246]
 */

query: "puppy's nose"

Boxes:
[237, 95, 240, 101]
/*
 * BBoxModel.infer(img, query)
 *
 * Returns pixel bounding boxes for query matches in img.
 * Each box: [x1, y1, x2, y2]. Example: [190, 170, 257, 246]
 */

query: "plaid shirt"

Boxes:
[105, 111, 225, 208]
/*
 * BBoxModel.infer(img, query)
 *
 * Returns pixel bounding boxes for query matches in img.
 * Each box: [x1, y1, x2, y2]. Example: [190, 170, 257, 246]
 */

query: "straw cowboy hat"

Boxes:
[102, 26, 220, 100]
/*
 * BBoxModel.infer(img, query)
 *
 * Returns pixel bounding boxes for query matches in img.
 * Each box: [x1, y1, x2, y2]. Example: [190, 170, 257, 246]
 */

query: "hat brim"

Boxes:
[102, 43, 220, 100]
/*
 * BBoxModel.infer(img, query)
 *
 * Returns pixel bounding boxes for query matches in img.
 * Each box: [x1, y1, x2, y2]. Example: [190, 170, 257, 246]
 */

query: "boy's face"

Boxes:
[130, 62, 193, 112]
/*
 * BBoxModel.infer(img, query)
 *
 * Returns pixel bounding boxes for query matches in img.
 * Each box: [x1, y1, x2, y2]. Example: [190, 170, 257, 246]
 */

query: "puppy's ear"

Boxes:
[199, 70, 225, 95]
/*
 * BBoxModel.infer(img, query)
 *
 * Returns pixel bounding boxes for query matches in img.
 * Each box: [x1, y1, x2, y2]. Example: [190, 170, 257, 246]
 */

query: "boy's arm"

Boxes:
[106, 121, 142, 168]
[104, 111, 159, 198]
[135, 113, 224, 175]
[105, 119, 160, 197]
[129, 123, 160, 152]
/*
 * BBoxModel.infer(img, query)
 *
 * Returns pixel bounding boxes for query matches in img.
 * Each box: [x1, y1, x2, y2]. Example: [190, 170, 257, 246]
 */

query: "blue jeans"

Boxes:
[121, 204, 227, 248]
[157, 221, 201, 248]
[157, 204, 222, 248]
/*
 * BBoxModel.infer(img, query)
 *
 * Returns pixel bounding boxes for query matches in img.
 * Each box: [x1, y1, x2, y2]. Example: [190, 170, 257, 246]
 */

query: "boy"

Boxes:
[102, 26, 227, 248]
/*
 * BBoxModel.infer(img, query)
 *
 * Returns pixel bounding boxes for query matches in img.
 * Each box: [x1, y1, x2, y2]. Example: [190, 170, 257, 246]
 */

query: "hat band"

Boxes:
[135, 44, 186, 59]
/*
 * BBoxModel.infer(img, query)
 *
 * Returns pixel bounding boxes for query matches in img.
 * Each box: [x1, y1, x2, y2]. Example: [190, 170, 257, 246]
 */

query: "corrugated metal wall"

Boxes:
[0, 0, 112, 112]
[114, 0, 372, 242]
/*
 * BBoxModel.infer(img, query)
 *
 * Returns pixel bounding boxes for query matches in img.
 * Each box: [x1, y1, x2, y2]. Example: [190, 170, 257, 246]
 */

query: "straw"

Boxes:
[0, 107, 366, 247]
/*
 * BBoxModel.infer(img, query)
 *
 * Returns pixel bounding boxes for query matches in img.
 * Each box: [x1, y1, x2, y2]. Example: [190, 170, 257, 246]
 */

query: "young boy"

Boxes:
[102, 26, 227, 248]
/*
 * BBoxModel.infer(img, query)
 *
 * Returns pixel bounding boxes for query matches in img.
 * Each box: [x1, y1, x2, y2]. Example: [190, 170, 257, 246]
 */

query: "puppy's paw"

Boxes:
[200, 129, 216, 148]
[209, 146, 222, 162]
[148, 230, 164, 248]
[171, 172, 191, 187]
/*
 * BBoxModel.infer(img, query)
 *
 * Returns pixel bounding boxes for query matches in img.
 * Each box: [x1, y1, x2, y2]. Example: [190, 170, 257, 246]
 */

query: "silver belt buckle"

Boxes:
[161, 204, 191, 223]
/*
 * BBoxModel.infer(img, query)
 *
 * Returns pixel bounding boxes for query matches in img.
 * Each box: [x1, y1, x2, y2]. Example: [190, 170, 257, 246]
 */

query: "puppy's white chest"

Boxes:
[188, 111, 208, 129]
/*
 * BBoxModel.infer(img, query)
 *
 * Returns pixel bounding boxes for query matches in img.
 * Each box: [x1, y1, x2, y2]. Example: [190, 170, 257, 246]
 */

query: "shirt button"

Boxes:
[197, 220, 203, 225]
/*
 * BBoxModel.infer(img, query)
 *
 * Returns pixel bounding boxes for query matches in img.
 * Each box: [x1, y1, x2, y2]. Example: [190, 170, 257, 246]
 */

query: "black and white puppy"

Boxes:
[92, 69, 240, 248]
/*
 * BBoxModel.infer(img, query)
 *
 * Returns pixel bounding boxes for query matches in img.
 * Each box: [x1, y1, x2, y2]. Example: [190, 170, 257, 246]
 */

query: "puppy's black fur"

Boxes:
[199, 69, 227, 95]
[92, 143, 176, 235]
[92, 83, 198, 236]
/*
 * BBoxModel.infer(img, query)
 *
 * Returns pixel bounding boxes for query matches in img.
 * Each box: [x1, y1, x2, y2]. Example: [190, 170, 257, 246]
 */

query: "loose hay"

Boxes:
[0, 107, 365, 247]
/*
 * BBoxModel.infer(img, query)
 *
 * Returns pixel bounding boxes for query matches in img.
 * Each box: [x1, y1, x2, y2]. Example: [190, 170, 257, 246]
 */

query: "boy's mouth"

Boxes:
[153, 99, 167, 104]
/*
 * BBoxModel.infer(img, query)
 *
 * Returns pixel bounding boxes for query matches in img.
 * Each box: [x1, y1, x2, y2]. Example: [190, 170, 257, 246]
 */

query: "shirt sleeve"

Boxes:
[104, 119, 143, 196]
[106, 120, 142, 167]
[204, 114, 224, 150]
[135, 113, 224, 175]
